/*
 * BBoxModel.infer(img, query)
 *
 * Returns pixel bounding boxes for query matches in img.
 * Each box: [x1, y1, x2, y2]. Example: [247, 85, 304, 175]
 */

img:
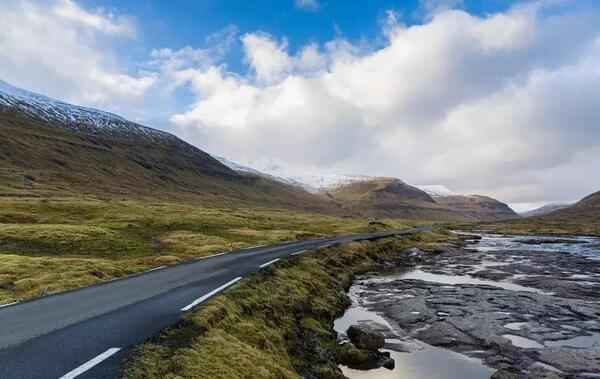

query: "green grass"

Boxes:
[123, 232, 454, 379]
[466, 218, 600, 237]
[0, 196, 414, 303]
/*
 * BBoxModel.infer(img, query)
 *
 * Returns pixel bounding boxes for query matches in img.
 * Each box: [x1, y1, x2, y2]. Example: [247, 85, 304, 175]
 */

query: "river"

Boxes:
[335, 232, 600, 378]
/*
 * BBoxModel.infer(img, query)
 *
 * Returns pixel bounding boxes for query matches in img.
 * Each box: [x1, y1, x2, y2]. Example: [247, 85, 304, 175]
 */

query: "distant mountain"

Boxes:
[0, 80, 336, 212]
[218, 157, 519, 221]
[496, 191, 600, 236]
[320, 177, 470, 220]
[542, 191, 600, 222]
[521, 203, 571, 218]
[434, 195, 520, 221]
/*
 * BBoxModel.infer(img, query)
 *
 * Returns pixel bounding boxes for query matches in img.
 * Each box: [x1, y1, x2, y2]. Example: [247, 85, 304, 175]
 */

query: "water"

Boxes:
[545, 333, 600, 349]
[335, 303, 494, 379]
[396, 269, 550, 294]
[337, 231, 600, 378]
[501, 334, 544, 349]
[465, 232, 600, 258]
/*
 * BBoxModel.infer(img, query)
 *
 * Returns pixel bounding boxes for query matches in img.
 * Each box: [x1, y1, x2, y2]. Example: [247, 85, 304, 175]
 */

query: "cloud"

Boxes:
[53, 0, 136, 37]
[295, 0, 319, 12]
[170, 2, 600, 206]
[0, 0, 155, 117]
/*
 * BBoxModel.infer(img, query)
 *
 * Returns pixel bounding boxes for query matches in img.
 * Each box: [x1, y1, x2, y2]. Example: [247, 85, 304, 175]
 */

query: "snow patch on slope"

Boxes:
[416, 185, 458, 197]
[214, 157, 375, 193]
[0, 80, 171, 142]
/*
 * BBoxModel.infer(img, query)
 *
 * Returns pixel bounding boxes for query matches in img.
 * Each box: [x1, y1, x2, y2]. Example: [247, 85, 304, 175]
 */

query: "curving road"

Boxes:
[0, 229, 422, 379]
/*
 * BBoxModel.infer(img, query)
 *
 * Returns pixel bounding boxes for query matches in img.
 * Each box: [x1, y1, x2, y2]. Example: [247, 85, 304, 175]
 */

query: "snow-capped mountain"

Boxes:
[0, 80, 171, 142]
[285, 173, 376, 193]
[214, 157, 376, 193]
[416, 185, 457, 197]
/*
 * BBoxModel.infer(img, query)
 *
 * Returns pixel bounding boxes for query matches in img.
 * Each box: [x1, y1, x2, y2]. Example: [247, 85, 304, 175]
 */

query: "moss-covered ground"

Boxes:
[0, 196, 415, 303]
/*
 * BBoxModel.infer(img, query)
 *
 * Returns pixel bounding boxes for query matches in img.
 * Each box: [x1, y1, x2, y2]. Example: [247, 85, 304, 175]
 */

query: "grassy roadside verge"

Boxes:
[0, 196, 414, 304]
[122, 230, 456, 379]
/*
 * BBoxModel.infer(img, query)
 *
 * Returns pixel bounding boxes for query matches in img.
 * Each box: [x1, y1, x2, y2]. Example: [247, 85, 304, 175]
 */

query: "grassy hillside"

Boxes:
[479, 191, 600, 236]
[434, 195, 519, 221]
[322, 178, 467, 221]
[0, 196, 412, 304]
[0, 109, 338, 214]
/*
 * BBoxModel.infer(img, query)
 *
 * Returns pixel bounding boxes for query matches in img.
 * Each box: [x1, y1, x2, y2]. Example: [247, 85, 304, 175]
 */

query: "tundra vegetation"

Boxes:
[0, 196, 415, 303]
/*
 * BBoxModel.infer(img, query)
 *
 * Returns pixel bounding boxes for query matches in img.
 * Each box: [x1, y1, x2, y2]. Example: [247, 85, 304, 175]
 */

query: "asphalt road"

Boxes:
[0, 229, 421, 379]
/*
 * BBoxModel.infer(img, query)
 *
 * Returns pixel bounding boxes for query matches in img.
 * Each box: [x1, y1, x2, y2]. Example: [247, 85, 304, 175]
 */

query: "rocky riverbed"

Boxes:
[335, 233, 600, 378]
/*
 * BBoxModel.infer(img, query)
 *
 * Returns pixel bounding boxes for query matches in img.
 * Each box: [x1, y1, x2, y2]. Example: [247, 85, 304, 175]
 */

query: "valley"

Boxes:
[0, 79, 599, 379]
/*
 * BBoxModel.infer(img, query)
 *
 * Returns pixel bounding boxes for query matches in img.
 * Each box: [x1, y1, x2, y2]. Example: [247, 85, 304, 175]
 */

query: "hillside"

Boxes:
[0, 82, 338, 213]
[541, 191, 600, 222]
[434, 195, 520, 221]
[321, 178, 467, 220]
[520, 203, 570, 217]
[482, 191, 600, 236]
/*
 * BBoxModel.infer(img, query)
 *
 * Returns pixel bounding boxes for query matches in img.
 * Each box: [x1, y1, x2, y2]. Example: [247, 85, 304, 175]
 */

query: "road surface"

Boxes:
[0, 229, 421, 379]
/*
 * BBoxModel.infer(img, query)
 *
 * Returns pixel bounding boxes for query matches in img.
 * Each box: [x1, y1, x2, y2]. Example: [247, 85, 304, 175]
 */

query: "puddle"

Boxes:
[335, 292, 493, 379]
[467, 233, 600, 258]
[502, 334, 544, 349]
[394, 269, 550, 294]
[545, 333, 600, 349]
[504, 322, 528, 331]
[340, 348, 494, 379]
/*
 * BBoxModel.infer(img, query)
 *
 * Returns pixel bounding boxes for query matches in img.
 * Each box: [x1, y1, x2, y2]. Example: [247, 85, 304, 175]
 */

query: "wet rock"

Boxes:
[347, 324, 385, 351]
[472, 270, 513, 281]
[515, 238, 587, 245]
[491, 367, 528, 379]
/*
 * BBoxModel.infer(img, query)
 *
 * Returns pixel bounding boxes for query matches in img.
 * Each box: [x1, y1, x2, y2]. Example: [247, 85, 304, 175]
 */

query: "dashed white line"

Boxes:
[245, 244, 267, 250]
[59, 347, 121, 379]
[148, 265, 166, 272]
[291, 250, 307, 256]
[0, 301, 18, 308]
[181, 276, 243, 312]
[196, 252, 226, 260]
[259, 258, 280, 268]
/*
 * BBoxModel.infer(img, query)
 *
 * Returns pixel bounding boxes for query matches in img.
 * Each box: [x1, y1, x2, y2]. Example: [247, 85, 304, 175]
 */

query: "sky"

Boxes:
[1, 0, 600, 212]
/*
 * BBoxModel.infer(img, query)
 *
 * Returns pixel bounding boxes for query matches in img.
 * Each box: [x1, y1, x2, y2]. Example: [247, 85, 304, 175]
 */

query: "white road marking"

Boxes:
[181, 276, 243, 312]
[59, 347, 121, 379]
[259, 258, 280, 268]
[245, 244, 267, 249]
[148, 265, 166, 272]
[0, 301, 18, 308]
[291, 250, 307, 256]
[196, 252, 226, 260]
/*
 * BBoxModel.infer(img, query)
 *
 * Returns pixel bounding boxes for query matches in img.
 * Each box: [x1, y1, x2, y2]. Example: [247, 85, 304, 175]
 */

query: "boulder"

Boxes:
[347, 324, 385, 351]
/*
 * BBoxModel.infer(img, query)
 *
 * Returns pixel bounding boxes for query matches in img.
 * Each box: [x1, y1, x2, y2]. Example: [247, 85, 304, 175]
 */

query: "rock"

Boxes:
[491, 368, 528, 379]
[404, 247, 426, 258]
[347, 324, 385, 351]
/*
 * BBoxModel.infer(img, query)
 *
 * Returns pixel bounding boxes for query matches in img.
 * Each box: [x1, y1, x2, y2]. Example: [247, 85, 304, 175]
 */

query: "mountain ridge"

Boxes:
[0, 80, 518, 221]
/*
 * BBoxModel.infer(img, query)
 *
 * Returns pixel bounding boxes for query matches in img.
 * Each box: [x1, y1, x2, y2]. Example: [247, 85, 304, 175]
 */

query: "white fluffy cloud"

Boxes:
[0, 0, 155, 117]
[171, 1, 600, 208]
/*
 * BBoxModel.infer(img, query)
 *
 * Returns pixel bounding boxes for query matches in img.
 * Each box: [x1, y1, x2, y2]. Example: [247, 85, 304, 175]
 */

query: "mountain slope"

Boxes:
[321, 178, 468, 220]
[521, 203, 570, 217]
[484, 191, 600, 236]
[542, 191, 600, 222]
[0, 81, 336, 212]
[434, 195, 520, 221]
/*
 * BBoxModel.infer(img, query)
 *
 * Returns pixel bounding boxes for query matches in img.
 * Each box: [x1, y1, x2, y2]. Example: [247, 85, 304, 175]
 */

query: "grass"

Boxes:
[0, 196, 415, 304]
[123, 231, 456, 379]
[464, 217, 600, 237]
